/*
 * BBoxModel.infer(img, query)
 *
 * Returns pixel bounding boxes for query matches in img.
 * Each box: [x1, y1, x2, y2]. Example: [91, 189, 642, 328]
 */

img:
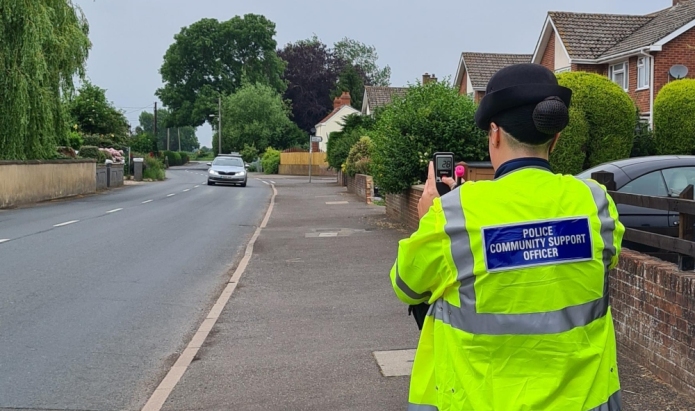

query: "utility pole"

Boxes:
[177, 128, 181, 152]
[218, 96, 222, 155]
[153, 102, 158, 154]
[167, 128, 170, 151]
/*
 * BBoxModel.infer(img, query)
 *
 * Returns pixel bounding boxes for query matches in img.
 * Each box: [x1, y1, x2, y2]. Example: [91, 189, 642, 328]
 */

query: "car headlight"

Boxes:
[238, 170, 246, 175]
[208, 170, 219, 176]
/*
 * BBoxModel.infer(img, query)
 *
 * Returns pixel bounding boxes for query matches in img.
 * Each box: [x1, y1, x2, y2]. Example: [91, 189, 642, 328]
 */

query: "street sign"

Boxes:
[311, 136, 323, 143]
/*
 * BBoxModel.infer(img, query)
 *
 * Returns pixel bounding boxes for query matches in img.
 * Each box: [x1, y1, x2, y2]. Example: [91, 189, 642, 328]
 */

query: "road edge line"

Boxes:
[141, 183, 277, 411]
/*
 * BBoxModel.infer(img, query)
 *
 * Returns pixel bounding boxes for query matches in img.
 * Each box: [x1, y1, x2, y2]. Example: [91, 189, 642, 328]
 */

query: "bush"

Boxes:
[654, 79, 695, 155]
[78, 145, 100, 159]
[261, 147, 281, 174]
[247, 163, 258, 172]
[345, 136, 373, 176]
[67, 131, 84, 150]
[240, 144, 259, 164]
[556, 72, 636, 169]
[371, 81, 487, 194]
[631, 115, 657, 157]
[143, 155, 166, 180]
[130, 133, 156, 154]
[179, 152, 190, 164]
[97, 150, 107, 163]
[163, 150, 182, 166]
[549, 106, 589, 175]
[327, 129, 361, 171]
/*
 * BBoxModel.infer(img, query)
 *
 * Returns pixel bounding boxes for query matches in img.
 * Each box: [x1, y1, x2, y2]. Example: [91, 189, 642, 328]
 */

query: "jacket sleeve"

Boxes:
[390, 197, 457, 305]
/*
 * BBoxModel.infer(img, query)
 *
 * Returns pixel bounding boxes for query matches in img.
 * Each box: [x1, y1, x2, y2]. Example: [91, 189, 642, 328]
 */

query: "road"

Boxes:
[0, 164, 271, 411]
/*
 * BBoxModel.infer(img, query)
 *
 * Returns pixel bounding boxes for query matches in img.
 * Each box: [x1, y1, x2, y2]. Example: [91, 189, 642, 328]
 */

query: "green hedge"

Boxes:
[345, 137, 373, 177]
[163, 150, 187, 166]
[143, 155, 166, 180]
[654, 79, 695, 155]
[549, 106, 589, 175]
[78, 145, 99, 159]
[371, 81, 487, 194]
[261, 147, 281, 174]
[556, 72, 636, 170]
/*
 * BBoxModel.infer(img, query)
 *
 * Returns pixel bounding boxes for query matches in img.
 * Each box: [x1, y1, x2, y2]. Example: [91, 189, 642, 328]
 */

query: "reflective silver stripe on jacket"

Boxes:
[438, 182, 616, 335]
[407, 404, 438, 411]
[395, 264, 432, 301]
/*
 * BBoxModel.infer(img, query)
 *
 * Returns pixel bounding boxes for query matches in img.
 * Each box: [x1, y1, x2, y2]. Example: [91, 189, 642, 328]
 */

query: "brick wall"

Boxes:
[541, 29, 555, 71]
[385, 186, 423, 230]
[346, 174, 374, 204]
[474, 91, 486, 103]
[611, 249, 695, 397]
[654, 26, 695, 102]
[571, 63, 607, 75]
[459, 71, 468, 95]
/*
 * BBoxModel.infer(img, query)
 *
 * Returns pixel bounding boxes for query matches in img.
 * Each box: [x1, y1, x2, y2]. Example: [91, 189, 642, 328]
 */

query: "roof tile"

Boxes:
[462, 53, 533, 89]
[364, 86, 408, 110]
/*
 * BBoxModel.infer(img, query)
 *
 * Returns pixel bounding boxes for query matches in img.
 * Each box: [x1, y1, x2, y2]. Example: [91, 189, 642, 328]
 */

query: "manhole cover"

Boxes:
[373, 349, 416, 377]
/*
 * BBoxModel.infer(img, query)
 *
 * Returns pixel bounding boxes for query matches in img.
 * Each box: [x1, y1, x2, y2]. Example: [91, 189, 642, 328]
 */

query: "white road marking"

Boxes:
[270, 181, 276, 184]
[183, 189, 190, 192]
[194, 185, 200, 188]
[141, 183, 278, 411]
[167, 194, 175, 197]
[54, 220, 79, 227]
[106, 208, 123, 214]
[326, 201, 349, 205]
[142, 200, 153, 204]
[0, 239, 10, 244]
[262, 181, 269, 185]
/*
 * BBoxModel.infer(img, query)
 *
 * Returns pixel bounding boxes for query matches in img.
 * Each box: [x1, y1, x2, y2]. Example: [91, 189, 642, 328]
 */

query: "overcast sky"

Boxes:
[73, 0, 673, 148]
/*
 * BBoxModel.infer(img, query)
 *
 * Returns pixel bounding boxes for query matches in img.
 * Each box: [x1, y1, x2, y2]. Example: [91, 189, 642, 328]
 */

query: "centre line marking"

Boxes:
[54, 220, 79, 227]
[183, 189, 190, 192]
[142, 200, 153, 204]
[0, 239, 10, 244]
[141, 183, 278, 411]
[194, 185, 200, 188]
[167, 194, 175, 197]
[106, 208, 123, 213]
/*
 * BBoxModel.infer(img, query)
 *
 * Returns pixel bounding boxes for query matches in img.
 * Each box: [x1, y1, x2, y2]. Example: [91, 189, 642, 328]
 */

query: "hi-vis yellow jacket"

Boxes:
[391, 167, 625, 411]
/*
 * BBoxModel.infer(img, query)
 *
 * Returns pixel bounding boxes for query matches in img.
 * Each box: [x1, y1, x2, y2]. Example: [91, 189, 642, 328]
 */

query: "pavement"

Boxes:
[157, 175, 695, 411]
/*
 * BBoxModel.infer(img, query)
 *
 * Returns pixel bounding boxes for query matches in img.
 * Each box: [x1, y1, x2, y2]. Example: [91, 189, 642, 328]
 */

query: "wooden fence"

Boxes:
[592, 171, 695, 270]
[280, 152, 327, 166]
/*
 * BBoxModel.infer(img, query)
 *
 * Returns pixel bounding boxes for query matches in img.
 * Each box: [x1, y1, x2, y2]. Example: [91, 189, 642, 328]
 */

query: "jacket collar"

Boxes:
[494, 157, 552, 179]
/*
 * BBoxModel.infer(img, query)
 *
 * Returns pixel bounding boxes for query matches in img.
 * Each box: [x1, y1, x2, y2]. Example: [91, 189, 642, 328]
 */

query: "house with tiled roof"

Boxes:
[361, 86, 409, 116]
[532, 0, 695, 126]
[454, 52, 533, 103]
[314, 92, 360, 152]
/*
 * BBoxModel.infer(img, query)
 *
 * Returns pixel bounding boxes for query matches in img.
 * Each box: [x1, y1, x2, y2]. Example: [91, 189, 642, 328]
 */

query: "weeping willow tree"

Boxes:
[0, 0, 91, 160]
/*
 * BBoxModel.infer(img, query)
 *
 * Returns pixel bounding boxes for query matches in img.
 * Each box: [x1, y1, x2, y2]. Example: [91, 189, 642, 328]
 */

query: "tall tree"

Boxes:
[331, 65, 366, 110]
[137, 110, 199, 152]
[0, 0, 91, 160]
[156, 14, 287, 129]
[277, 36, 345, 133]
[68, 81, 130, 139]
[217, 82, 303, 154]
[333, 37, 391, 87]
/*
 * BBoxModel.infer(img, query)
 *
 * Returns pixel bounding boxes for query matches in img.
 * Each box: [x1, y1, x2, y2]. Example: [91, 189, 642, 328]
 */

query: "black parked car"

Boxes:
[576, 155, 695, 241]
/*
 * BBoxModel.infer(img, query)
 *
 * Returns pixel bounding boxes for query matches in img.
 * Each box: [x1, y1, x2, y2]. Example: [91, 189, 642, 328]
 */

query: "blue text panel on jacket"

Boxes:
[482, 217, 593, 272]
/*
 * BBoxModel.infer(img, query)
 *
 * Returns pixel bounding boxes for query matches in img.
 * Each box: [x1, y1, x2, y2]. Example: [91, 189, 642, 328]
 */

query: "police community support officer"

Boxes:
[390, 63, 625, 411]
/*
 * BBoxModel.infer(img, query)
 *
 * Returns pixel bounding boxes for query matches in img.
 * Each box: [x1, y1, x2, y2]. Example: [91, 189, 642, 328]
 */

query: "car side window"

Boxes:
[662, 167, 695, 197]
[618, 170, 668, 197]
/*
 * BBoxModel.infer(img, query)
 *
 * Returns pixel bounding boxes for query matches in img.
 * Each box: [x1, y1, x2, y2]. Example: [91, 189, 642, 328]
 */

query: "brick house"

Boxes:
[532, 0, 695, 126]
[314, 92, 360, 152]
[453, 53, 533, 103]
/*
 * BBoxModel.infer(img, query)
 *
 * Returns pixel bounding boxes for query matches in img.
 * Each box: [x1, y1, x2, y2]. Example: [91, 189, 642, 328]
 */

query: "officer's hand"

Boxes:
[418, 162, 458, 219]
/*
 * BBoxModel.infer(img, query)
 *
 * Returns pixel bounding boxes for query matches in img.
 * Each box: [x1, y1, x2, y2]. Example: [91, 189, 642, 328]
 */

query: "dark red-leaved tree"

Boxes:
[277, 36, 346, 133]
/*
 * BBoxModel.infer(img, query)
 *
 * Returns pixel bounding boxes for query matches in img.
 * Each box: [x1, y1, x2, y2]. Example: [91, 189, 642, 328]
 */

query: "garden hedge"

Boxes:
[556, 72, 636, 170]
[345, 137, 373, 177]
[78, 145, 99, 160]
[654, 79, 695, 155]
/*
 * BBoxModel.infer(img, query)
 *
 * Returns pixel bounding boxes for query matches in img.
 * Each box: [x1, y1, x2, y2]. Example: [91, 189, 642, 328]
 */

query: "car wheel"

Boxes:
[207, 180, 215, 186]
[240, 180, 247, 187]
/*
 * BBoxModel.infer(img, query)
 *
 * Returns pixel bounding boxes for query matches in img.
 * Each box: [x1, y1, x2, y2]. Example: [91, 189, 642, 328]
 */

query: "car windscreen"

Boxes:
[213, 158, 243, 167]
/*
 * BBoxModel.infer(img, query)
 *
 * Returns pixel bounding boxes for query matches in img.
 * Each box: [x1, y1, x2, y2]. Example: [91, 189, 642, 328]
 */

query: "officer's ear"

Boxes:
[489, 123, 501, 149]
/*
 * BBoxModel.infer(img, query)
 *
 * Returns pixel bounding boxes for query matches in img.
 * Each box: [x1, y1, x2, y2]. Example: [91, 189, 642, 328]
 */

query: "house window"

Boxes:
[609, 62, 628, 91]
[637, 57, 650, 89]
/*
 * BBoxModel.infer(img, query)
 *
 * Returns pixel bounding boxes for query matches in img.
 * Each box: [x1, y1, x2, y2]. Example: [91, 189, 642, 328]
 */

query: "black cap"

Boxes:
[474, 63, 572, 144]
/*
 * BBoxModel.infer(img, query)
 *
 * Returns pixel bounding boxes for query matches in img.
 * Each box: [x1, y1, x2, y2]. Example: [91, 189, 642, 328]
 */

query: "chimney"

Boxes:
[430, 73, 438, 83]
[339, 91, 351, 107]
[333, 96, 342, 109]
[423, 73, 431, 84]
